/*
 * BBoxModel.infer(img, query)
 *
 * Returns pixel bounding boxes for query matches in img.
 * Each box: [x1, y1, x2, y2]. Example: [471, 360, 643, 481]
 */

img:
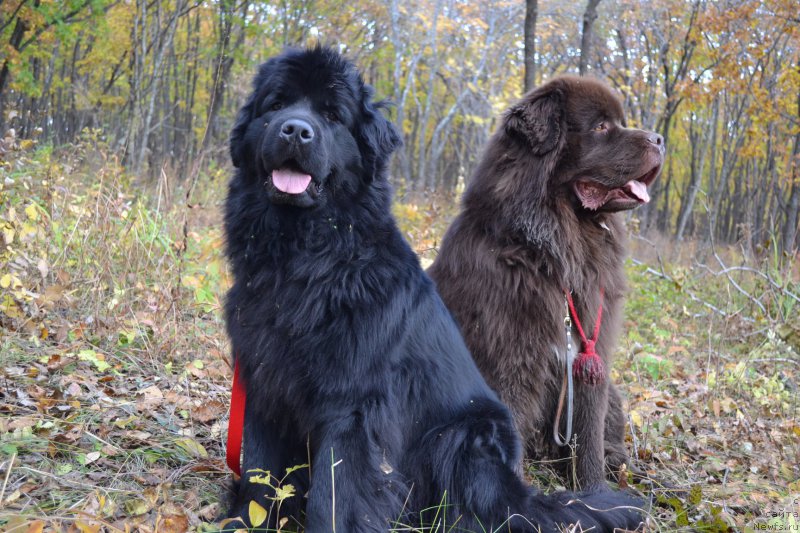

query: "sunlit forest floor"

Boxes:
[1, 138, 798, 532]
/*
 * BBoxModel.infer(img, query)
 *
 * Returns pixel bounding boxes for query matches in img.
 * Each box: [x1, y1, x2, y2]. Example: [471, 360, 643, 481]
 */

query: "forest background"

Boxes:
[0, 0, 799, 532]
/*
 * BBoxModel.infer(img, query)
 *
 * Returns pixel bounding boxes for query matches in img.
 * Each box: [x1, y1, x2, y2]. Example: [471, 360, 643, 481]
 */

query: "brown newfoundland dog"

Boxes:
[428, 75, 663, 490]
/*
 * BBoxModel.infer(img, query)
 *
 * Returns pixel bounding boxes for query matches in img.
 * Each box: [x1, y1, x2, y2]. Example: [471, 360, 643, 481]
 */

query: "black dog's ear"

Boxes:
[504, 87, 564, 156]
[230, 59, 278, 168]
[229, 91, 255, 169]
[357, 85, 402, 181]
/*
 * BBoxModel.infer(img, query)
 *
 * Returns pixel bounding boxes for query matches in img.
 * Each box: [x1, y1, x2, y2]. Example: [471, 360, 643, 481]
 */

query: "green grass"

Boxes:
[1, 139, 798, 531]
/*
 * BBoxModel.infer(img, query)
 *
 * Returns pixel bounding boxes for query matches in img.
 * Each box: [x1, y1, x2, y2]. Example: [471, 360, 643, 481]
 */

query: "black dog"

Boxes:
[223, 46, 642, 532]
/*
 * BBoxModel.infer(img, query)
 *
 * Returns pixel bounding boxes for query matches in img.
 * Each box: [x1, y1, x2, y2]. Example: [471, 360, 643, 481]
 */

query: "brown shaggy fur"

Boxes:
[428, 75, 664, 490]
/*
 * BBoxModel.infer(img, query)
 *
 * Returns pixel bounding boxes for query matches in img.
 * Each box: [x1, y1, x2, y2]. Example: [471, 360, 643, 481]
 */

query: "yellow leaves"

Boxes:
[77, 349, 111, 373]
[0, 273, 17, 289]
[1, 219, 15, 245]
[125, 497, 153, 516]
[19, 139, 36, 151]
[248, 501, 268, 527]
[249, 472, 273, 485]
[461, 113, 490, 126]
[0, 270, 29, 318]
[270, 483, 297, 501]
[25, 204, 38, 221]
[174, 436, 208, 458]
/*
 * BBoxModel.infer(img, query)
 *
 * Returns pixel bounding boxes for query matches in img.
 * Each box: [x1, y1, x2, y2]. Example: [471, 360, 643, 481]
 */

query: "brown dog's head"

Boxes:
[500, 75, 664, 214]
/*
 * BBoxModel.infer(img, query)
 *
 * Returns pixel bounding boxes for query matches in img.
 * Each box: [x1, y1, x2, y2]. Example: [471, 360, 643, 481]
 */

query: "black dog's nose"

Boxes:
[280, 119, 315, 144]
[647, 132, 664, 146]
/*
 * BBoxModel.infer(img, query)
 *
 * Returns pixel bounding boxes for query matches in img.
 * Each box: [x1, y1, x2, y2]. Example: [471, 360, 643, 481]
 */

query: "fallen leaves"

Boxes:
[174, 437, 208, 458]
[1, 325, 232, 531]
[136, 385, 164, 411]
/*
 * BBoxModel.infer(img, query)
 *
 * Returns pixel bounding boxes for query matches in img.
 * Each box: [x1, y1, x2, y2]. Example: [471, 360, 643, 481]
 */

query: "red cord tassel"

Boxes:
[565, 289, 606, 385]
[572, 340, 605, 385]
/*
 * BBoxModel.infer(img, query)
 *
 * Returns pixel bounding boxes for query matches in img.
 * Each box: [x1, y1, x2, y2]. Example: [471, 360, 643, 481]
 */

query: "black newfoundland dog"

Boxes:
[428, 76, 664, 489]
[223, 47, 642, 532]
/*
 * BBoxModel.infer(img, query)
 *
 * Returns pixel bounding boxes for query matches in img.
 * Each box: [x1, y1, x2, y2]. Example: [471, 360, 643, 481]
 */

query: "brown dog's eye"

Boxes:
[593, 122, 607, 132]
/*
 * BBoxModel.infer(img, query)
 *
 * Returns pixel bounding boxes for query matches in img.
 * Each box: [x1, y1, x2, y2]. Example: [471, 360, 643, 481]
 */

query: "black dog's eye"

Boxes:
[323, 110, 340, 123]
[593, 122, 608, 132]
[270, 102, 283, 111]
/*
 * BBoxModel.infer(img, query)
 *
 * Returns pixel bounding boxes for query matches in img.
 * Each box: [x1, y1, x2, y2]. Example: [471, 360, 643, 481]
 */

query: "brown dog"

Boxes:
[428, 75, 663, 490]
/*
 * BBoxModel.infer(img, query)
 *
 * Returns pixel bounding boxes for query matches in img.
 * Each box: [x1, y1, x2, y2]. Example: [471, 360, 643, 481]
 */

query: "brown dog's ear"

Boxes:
[504, 88, 564, 156]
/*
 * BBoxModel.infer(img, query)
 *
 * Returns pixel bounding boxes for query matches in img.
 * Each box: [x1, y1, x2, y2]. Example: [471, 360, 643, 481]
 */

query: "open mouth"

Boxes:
[271, 164, 313, 195]
[574, 163, 662, 211]
[623, 164, 661, 203]
[265, 158, 327, 207]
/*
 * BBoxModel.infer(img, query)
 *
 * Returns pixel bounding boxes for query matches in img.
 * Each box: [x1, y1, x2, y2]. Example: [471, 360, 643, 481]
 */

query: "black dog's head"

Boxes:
[503, 75, 664, 213]
[230, 47, 401, 208]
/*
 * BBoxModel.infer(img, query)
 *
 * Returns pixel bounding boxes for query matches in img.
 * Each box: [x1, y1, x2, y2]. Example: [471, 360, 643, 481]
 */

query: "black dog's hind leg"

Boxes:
[225, 405, 309, 531]
[412, 399, 643, 533]
[304, 410, 404, 533]
[408, 400, 539, 532]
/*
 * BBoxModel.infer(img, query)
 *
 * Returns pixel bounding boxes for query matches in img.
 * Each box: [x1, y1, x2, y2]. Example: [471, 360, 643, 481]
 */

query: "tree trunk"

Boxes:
[579, 0, 602, 76]
[783, 132, 800, 254]
[782, 62, 800, 253]
[202, 0, 249, 157]
[702, 101, 719, 240]
[133, 0, 186, 177]
[524, 0, 538, 92]
[676, 103, 715, 241]
[0, 6, 32, 132]
[414, 0, 442, 191]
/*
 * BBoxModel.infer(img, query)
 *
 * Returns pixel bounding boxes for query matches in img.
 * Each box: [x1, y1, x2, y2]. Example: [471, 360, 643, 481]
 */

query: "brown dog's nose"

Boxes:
[280, 118, 315, 144]
[647, 132, 664, 146]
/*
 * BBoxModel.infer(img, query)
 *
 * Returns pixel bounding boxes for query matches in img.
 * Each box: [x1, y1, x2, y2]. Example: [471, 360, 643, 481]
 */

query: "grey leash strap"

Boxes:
[554, 294, 575, 447]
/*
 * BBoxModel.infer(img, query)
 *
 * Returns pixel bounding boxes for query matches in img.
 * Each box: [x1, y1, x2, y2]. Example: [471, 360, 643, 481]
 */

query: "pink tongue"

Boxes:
[625, 180, 650, 203]
[272, 169, 312, 194]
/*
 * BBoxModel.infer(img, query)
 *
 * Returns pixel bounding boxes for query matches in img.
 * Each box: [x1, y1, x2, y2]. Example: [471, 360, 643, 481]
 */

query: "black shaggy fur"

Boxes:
[222, 46, 643, 533]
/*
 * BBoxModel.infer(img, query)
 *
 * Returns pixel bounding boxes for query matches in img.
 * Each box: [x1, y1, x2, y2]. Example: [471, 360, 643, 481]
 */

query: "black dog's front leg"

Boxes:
[225, 400, 308, 531]
[304, 412, 403, 533]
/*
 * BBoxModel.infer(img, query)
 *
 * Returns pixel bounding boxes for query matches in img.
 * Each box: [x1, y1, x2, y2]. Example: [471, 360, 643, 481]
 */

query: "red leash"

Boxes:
[226, 358, 245, 476]
[565, 288, 606, 385]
